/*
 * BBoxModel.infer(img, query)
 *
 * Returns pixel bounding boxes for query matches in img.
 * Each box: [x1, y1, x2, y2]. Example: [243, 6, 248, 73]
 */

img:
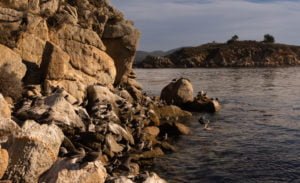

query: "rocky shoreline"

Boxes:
[136, 41, 300, 68]
[0, 0, 221, 182]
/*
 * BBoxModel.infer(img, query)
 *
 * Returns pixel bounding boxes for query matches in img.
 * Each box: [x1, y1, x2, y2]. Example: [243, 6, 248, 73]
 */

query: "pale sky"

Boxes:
[110, 0, 300, 51]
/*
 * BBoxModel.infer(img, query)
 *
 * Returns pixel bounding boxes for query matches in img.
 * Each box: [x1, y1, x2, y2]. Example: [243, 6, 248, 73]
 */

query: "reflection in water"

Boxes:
[135, 68, 300, 183]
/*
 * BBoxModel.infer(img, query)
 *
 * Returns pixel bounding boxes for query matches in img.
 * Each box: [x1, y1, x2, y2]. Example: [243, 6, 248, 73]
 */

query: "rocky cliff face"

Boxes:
[138, 41, 300, 68]
[0, 1, 193, 182]
[0, 0, 140, 101]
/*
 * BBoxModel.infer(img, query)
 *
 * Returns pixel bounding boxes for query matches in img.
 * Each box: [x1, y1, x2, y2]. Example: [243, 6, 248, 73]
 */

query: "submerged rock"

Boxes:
[152, 105, 192, 120]
[159, 121, 191, 137]
[184, 98, 221, 113]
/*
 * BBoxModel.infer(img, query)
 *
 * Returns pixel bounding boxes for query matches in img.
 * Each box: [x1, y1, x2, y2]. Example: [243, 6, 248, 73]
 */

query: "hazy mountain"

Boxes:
[134, 48, 181, 65]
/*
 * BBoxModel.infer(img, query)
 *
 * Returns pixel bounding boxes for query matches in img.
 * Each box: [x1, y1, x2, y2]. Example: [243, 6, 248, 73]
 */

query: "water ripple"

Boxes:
[136, 68, 300, 183]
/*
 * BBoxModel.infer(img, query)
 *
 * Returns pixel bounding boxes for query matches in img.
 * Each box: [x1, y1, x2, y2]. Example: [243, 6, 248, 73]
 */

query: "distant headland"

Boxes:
[135, 35, 300, 68]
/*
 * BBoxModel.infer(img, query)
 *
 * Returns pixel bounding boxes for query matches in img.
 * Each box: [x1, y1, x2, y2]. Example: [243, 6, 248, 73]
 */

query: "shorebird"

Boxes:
[163, 133, 168, 141]
[198, 116, 206, 124]
[203, 122, 212, 131]
[198, 116, 213, 130]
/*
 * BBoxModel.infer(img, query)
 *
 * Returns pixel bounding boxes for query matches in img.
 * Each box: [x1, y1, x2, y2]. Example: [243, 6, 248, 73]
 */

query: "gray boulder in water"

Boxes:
[160, 78, 194, 106]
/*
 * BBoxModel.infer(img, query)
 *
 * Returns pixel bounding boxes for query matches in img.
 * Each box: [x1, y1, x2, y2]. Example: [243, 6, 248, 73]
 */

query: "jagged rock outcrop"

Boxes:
[138, 41, 300, 68]
[0, 0, 140, 102]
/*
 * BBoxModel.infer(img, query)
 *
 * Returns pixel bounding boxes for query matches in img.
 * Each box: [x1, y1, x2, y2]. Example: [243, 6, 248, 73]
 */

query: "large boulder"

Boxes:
[3, 120, 64, 183]
[39, 159, 107, 183]
[0, 44, 26, 100]
[160, 78, 194, 106]
[103, 20, 140, 85]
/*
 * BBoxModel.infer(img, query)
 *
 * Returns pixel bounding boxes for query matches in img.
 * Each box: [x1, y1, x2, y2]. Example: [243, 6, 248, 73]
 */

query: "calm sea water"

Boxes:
[135, 68, 300, 183]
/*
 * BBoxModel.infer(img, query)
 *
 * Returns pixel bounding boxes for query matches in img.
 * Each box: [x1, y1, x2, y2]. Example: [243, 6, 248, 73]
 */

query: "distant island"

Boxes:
[135, 35, 300, 68]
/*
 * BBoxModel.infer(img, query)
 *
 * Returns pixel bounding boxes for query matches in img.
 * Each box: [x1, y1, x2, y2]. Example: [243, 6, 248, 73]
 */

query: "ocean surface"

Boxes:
[135, 68, 300, 183]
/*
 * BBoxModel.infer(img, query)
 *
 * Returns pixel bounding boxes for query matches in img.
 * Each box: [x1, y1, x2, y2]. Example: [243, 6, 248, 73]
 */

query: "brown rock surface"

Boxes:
[3, 120, 64, 183]
[0, 118, 20, 138]
[39, 159, 107, 183]
[143, 126, 160, 137]
[15, 32, 46, 65]
[0, 94, 11, 118]
[0, 44, 26, 100]
[174, 122, 191, 135]
[152, 105, 192, 120]
[0, 44, 26, 81]
[0, 148, 9, 179]
[103, 20, 140, 85]
[0, 0, 140, 102]
[40, 41, 70, 80]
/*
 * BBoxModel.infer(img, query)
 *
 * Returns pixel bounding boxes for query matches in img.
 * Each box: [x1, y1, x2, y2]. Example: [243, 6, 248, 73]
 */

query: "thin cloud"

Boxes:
[110, 0, 300, 51]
